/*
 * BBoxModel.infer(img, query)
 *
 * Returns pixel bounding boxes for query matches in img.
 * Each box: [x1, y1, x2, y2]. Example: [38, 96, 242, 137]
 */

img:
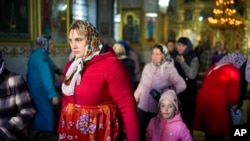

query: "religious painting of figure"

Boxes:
[122, 9, 141, 44]
[146, 16, 156, 41]
[0, 0, 31, 41]
[0, 0, 28, 33]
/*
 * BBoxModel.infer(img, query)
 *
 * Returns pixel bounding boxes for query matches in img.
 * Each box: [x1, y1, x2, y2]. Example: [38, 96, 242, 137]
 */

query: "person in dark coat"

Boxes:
[0, 51, 36, 141]
[174, 37, 199, 134]
[166, 39, 178, 59]
[113, 43, 137, 90]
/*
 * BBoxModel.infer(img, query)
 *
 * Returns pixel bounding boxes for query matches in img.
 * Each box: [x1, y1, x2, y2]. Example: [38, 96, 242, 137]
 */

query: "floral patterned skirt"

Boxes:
[58, 103, 120, 141]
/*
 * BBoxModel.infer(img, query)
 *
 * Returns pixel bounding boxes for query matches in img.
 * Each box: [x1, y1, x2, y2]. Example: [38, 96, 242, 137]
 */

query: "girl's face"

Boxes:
[151, 48, 164, 65]
[159, 99, 176, 119]
[68, 29, 88, 59]
[177, 43, 186, 55]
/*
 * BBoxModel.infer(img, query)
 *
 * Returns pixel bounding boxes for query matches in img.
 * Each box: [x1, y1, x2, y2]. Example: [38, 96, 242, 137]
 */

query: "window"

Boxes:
[71, 0, 88, 21]
[113, 0, 120, 42]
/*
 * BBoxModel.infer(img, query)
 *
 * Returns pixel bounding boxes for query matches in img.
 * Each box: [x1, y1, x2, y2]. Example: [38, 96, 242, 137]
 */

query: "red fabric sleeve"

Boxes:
[105, 59, 140, 141]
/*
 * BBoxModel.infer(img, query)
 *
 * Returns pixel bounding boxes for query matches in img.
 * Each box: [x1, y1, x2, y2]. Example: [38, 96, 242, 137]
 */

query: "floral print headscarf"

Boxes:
[62, 20, 102, 96]
[35, 35, 51, 53]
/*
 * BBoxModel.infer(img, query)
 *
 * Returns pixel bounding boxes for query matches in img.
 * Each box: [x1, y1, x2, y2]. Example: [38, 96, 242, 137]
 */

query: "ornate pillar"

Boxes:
[193, 9, 201, 45]
[243, 1, 250, 55]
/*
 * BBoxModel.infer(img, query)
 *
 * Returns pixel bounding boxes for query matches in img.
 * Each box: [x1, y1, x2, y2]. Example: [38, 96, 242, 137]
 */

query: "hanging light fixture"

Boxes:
[208, 0, 244, 29]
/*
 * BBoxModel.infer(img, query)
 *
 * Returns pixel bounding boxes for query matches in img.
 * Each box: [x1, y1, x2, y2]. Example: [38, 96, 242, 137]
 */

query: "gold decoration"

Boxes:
[208, 0, 244, 29]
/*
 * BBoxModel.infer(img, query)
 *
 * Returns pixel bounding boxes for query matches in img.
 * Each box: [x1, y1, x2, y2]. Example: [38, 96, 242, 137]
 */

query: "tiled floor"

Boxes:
[26, 131, 207, 141]
[28, 131, 58, 141]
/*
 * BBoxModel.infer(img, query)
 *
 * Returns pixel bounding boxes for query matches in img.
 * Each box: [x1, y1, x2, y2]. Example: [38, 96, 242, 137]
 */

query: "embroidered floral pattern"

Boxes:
[76, 115, 96, 134]
[58, 104, 120, 141]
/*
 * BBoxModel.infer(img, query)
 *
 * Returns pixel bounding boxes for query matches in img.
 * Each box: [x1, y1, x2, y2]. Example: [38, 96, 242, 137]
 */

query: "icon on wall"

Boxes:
[121, 9, 141, 45]
[146, 16, 156, 41]
[0, 0, 32, 42]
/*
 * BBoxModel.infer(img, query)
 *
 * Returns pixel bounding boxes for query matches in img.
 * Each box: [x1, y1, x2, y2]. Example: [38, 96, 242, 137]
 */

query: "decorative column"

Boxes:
[243, 1, 250, 56]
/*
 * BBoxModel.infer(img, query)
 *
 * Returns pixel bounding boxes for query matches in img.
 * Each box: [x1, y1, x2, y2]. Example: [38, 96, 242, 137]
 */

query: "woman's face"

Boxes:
[151, 48, 164, 65]
[215, 42, 223, 51]
[177, 43, 186, 55]
[68, 29, 88, 59]
[167, 42, 175, 52]
[159, 99, 176, 119]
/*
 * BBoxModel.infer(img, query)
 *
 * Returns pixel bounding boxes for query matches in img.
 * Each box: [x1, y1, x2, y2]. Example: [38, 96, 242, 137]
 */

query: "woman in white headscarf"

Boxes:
[134, 43, 186, 141]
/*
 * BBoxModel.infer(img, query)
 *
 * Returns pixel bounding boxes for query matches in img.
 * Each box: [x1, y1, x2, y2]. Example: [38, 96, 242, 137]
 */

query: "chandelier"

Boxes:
[208, 0, 244, 29]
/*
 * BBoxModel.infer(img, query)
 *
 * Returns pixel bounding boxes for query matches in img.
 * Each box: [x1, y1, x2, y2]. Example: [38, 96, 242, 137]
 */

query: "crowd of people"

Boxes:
[1, 19, 250, 141]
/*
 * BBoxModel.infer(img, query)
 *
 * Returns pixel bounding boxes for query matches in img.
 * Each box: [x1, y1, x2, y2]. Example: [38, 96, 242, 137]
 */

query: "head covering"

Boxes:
[156, 43, 171, 64]
[113, 43, 126, 58]
[62, 20, 102, 96]
[245, 51, 250, 82]
[119, 40, 132, 54]
[159, 90, 179, 112]
[79, 20, 101, 61]
[0, 51, 5, 75]
[35, 35, 51, 53]
[177, 37, 193, 56]
[215, 52, 246, 69]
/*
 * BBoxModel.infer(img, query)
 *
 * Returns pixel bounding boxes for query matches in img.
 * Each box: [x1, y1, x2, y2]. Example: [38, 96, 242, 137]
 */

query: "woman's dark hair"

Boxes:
[177, 37, 189, 45]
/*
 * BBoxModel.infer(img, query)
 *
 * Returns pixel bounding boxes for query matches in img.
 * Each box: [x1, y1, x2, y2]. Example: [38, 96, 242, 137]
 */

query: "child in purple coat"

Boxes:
[146, 90, 192, 141]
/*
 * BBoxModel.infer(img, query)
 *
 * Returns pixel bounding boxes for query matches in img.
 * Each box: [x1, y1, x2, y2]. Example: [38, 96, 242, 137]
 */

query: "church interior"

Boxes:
[0, 0, 250, 140]
[0, 0, 248, 76]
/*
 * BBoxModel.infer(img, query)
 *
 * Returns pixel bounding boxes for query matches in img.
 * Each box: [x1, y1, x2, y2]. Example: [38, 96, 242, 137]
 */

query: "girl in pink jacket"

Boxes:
[146, 90, 192, 141]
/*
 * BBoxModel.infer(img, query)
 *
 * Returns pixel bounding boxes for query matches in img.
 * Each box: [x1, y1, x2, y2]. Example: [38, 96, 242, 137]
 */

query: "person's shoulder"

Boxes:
[30, 47, 47, 58]
[148, 116, 158, 125]
[217, 64, 240, 77]
[32, 47, 43, 53]
[95, 50, 121, 67]
[121, 57, 135, 64]
[166, 59, 175, 67]
[225, 63, 240, 71]
[5, 70, 24, 81]
[143, 62, 153, 69]
[170, 116, 189, 130]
